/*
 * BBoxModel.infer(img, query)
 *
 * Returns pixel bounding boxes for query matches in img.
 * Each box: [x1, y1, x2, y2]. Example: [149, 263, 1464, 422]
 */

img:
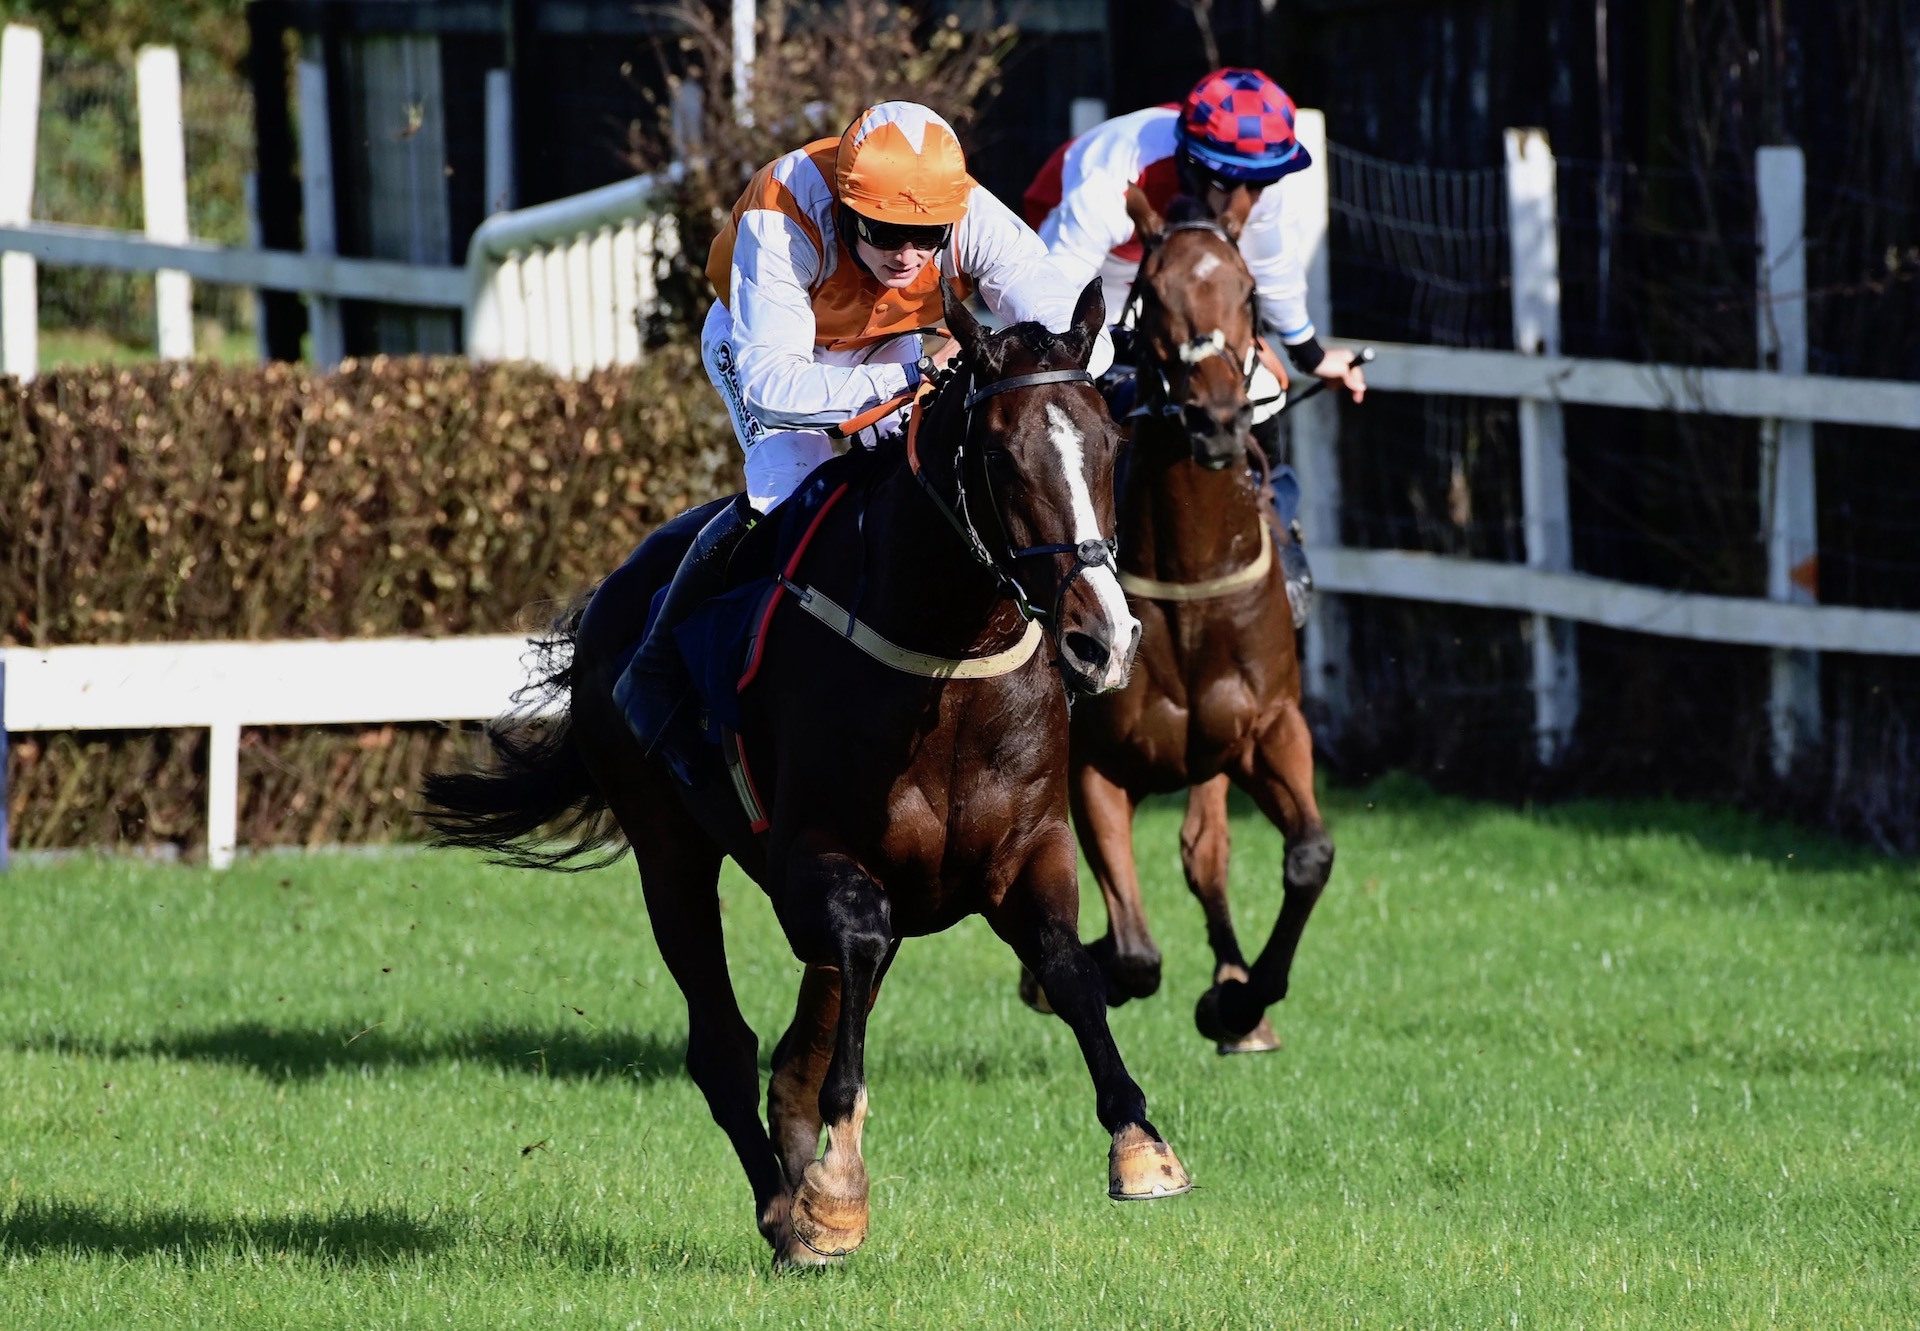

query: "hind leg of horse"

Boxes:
[773, 850, 893, 1265]
[1054, 757, 1161, 1007]
[582, 747, 790, 1253]
[766, 944, 899, 1199]
[1180, 776, 1282, 1054]
[1198, 700, 1335, 1045]
[991, 829, 1191, 1201]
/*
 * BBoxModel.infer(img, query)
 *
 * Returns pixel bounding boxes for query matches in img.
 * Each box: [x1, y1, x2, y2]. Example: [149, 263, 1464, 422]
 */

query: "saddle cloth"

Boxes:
[664, 445, 885, 739]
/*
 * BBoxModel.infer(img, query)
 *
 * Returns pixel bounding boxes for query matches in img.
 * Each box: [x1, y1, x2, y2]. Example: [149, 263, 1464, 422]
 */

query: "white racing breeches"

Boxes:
[701, 302, 920, 513]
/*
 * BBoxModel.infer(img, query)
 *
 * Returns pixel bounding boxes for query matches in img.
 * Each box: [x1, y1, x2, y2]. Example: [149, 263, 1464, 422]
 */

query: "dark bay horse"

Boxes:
[1023, 188, 1335, 1056]
[424, 280, 1191, 1269]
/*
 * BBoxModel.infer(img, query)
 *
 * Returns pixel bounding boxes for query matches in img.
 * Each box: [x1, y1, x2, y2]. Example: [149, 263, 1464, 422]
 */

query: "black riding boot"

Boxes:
[1253, 414, 1313, 629]
[614, 494, 758, 769]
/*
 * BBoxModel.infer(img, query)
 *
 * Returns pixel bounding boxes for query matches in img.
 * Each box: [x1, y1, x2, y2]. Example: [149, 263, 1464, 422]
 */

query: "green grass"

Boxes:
[37, 324, 260, 370]
[2, 779, 1915, 1327]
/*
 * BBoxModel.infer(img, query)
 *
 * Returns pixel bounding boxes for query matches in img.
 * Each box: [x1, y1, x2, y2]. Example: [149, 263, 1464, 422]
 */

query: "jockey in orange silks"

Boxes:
[1024, 69, 1366, 624]
[618, 101, 1111, 759]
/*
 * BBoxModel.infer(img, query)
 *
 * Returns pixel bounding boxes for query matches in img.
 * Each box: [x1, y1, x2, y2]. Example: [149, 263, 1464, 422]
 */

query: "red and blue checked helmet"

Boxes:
[1177, 67, 1310, 185]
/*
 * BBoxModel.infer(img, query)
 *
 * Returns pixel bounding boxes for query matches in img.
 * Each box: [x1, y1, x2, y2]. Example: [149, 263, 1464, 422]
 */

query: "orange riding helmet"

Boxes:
[835, 102, 972, 225]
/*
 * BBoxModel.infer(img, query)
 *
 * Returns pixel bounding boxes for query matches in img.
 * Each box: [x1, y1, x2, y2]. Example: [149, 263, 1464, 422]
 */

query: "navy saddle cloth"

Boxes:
[648, 446, 883, 739]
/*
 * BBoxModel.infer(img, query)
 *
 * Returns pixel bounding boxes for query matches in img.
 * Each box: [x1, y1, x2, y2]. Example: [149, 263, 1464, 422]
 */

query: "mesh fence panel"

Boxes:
[34, 50, 255, 348]
[1316, 141, 1920, 850]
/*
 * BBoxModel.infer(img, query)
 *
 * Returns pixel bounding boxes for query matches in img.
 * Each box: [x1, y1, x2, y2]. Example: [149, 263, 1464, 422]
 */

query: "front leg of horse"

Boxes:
[1180, 776, 1283, 1054]
[1202, 704, 1335, 1044]
[994, 835, 1191, 1201]
[774, 851, 893, 1267]
[1067, 759, 1164, 1006]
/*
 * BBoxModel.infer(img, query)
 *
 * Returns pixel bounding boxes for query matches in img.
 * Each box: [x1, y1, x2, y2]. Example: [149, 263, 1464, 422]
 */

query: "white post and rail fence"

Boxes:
[1, 28, 1916, 864]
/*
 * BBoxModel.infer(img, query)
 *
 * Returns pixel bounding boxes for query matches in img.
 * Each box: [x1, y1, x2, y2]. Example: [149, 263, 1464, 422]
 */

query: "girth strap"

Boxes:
[785, 579, 1044, 678]
[1117, 520, 1274, 602]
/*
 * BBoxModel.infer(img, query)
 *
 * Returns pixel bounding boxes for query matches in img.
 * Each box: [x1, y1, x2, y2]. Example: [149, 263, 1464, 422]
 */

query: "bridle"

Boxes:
[1119, 219, 1278, 429]
[907, 364, 1120, 628]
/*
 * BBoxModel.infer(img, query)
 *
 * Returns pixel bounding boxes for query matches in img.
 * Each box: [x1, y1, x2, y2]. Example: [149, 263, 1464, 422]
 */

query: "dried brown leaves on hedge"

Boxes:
[2, 352, 740, 853]
[1, 351, 738, 646]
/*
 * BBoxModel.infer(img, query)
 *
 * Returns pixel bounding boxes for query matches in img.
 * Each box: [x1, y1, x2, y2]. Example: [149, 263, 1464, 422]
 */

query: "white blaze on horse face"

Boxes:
[1178, 330, 1229, 364]
[1191, 252, 1222, 282]
[1044, 402, 1138, 689]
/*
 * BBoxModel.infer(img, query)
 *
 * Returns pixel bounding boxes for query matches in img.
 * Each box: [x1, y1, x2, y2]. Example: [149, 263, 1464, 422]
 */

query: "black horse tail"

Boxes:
[420, 601, 628, 872]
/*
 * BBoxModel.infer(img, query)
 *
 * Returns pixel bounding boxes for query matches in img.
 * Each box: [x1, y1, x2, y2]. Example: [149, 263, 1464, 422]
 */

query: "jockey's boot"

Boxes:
[1279, 522, 1314, 630]
[614, 494, 758, 776]
[1252, 414, 1313, 630]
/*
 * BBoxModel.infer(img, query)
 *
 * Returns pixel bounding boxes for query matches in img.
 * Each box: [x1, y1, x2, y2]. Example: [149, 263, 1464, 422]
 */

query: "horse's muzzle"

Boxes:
[1058, 616, 1140, 696]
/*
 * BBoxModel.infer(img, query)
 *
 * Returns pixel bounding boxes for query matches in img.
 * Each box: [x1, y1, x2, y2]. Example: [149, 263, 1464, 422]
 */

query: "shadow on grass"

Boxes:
[19, 1022, 688, 1083]
[0, 1199, 444, 1264]
[22, 1020, 1071, 1088]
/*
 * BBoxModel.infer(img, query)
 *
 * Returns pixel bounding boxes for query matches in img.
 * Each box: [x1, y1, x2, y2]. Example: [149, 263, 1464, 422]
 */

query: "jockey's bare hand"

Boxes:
[927, 336, 962, 371]
[1314, 349, 1367, 403]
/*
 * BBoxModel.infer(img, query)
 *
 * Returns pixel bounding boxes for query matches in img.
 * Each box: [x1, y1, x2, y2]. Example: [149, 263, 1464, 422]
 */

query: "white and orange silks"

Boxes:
[1024, 105, 1314, 421]
[702, 102, 1112, 512]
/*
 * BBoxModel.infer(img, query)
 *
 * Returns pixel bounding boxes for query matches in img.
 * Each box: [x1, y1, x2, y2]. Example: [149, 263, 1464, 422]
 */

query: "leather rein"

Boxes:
[1119, 218, 1282, 426]
[1115, 216, 1285, 602]
[905, 365, 1120, 629]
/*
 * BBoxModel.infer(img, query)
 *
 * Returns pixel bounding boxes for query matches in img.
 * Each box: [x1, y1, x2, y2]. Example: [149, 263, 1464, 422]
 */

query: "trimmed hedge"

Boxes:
[2, 351, 741, 852]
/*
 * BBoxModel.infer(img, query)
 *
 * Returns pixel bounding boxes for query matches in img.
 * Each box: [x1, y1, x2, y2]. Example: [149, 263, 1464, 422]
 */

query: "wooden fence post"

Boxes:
[1504, 128, 1579, 765]
[137, 46, 195, 360]
[296, 41, 345, 368]
[1756, 145, 1819, 776]
[207, 719, 239, 869]
[0, 24, 42, 382]
[1289, 108, 1353, 745]
[1, 656, 10, 871]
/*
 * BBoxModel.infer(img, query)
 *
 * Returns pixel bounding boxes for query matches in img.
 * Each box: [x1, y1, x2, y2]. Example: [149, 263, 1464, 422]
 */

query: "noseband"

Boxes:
[908, 366, 1120, 627]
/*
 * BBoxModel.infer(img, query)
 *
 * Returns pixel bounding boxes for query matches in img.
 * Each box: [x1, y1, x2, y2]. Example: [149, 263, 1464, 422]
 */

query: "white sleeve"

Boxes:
[1036, 170, 1132, 299]
[729, 211, 913, 429]
[1241, 187, 1315, 345]
[960, 188, 1114, 374]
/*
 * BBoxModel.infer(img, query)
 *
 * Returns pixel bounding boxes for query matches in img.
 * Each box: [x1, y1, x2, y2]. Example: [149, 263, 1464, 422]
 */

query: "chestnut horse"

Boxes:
[423, 281, 1192, 1270]
[1025, 189, 1336, 1055]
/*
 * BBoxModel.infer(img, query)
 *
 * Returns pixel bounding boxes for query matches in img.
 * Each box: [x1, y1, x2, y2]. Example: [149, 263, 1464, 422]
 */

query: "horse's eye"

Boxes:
[983, 447, 1021, 480]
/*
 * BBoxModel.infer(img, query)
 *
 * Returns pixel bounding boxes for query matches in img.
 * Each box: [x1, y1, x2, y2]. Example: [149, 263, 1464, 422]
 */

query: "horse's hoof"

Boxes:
[1089, 935, 1162, 1005]
[773, 1236, 845, 1271]
[1215, 1013, 1283, 1055]
[1018, 965, 1055, 1015]
[1194, 979, 1259, 1044]
[1108, 1124, 1193, 1200]
[789, 1171, 868, 1261]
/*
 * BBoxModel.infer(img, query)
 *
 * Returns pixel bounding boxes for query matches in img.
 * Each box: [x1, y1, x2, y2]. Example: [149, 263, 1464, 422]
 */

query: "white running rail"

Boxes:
[0, 637, 554, 869]
[463, 165, 683, 377]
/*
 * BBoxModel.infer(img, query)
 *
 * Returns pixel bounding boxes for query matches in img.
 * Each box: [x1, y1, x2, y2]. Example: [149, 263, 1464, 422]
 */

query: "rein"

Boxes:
[1120, 218, 1277, 423]
[906, 365, 1119, 628]
[1115, 214, 1284, 604]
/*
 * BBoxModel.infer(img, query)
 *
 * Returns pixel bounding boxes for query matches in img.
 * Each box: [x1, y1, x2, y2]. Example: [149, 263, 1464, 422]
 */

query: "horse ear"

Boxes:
[1124, 184, 1164, 247]
[1069, 277, 1105, 364]
[1218, 186, 1256, 242]
[942, 279, 984, 361]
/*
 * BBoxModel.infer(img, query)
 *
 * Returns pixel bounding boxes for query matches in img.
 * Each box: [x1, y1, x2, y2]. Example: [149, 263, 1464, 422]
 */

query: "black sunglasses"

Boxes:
[853, 214, 953, 252]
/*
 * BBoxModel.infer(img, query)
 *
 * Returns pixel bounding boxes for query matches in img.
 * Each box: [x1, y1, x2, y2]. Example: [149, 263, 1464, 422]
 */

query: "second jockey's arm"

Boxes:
[729, 212, 918, 429]
[1242, 190, 1366, 404]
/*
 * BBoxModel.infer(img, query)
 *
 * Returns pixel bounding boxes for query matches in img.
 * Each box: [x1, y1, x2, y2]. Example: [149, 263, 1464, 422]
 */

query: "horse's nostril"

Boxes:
[1063, 630, 1110, 673]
